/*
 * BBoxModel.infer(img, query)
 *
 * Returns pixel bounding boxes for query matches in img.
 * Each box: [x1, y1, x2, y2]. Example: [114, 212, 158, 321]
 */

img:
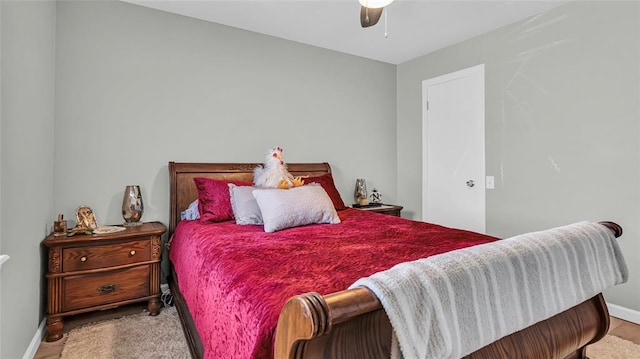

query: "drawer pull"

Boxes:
[97, 284, 118, 294]
[80, 256, 87, 262]
[129, 250, 136, 256]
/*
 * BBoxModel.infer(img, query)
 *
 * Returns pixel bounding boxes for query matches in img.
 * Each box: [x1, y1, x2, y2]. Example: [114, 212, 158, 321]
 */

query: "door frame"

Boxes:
[421, 64, 486, 232]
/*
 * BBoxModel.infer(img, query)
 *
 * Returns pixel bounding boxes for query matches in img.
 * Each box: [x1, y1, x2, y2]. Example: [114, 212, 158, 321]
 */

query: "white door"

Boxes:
[422, 64, 485, 233]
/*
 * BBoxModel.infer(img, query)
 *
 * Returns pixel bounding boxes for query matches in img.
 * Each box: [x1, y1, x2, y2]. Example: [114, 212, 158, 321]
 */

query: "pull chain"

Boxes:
[384, 8, 388, 38]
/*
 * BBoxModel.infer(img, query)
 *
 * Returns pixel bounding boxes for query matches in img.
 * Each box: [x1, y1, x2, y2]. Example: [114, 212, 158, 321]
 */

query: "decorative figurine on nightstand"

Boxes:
[65, 206, 97, 236]
[76, 206, 98, 229]
[370, 188, 382, 204]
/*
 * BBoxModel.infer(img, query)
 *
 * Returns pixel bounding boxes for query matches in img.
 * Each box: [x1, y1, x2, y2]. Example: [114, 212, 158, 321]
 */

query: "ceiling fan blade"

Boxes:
[360, 6, 383, 28]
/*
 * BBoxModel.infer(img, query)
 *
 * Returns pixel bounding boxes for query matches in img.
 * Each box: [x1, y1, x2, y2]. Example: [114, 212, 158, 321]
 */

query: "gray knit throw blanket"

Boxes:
[350, 222, 628, 359]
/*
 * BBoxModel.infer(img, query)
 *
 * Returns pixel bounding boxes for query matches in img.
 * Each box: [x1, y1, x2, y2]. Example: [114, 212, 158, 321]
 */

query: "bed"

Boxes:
[167, 161, 624, 359]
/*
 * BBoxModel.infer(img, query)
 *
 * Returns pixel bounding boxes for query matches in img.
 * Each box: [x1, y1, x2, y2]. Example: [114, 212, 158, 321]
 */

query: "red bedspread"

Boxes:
[169, 208, 497, 359]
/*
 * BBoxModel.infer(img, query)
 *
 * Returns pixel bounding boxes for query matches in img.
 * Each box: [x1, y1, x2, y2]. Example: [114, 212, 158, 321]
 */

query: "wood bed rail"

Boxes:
[275, 288, 384, 358]
[274, 221, 622, 359]
[599, 221, 623, 238]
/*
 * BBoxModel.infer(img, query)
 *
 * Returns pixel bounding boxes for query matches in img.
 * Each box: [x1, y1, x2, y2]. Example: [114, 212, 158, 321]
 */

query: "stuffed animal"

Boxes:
[253, 147, 304, 189]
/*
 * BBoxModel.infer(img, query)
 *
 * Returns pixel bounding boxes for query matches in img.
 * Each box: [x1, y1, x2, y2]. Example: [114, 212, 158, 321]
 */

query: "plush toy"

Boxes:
[253, 147, 304, 189]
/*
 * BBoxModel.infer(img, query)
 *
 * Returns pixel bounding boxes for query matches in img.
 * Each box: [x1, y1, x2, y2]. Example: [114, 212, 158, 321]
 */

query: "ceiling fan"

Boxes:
[360, 0, 394, 28]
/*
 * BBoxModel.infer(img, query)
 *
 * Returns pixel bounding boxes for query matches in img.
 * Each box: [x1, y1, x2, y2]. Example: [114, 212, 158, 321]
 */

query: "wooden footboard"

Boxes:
[172, 268, 610, 359]
[274, 221, 622, 359]
[274, 289, 609, 359]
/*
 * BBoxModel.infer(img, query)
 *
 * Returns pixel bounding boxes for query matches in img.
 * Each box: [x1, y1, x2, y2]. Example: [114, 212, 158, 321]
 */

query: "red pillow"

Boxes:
[303, 173, 347, 211]
[194, 177, 252, 223]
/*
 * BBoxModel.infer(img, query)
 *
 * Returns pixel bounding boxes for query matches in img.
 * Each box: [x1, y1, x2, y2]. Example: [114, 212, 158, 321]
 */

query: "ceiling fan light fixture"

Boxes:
[359, 0, 393, 9]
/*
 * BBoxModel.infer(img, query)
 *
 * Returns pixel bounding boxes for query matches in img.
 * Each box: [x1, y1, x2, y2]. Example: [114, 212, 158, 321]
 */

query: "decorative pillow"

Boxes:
[193, 177, 253, 223]
[229, 184, 263, 225]
[252, 184, 341, 233]
[303, 173, 347, 210]
[180, 199, 200, 221]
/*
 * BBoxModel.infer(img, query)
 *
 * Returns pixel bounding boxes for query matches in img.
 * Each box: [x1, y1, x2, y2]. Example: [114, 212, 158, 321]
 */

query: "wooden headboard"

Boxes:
[168, 162, 332, 236]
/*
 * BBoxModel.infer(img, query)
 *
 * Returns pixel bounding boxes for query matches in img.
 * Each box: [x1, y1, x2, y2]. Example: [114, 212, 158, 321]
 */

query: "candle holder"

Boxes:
[53, 214, 68, 237]
[354, 179, 369, 206]
[122, 185, 143, 226]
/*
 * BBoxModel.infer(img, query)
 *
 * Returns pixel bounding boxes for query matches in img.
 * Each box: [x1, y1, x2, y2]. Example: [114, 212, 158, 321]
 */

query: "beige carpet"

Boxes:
[60, 306, 640, 359]
[60, 306, 190, 359]
[587, 334, 640, 359]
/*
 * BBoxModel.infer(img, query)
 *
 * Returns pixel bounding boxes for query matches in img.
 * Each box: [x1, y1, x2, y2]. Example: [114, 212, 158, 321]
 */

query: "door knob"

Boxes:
[466, 180, 475, 188]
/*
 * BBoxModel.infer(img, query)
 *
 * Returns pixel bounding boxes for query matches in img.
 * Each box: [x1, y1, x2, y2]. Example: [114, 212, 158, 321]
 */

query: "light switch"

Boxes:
[486, 176, 495, 189]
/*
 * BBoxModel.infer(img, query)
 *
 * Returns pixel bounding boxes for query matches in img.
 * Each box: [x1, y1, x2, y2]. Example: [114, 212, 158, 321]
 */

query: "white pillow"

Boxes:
[228, 184, 263, 225]
[252, 184, 341, 233]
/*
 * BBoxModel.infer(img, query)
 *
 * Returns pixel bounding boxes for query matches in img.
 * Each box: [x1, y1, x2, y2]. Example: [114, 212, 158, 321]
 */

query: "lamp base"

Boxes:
[123, 221, 143, 227]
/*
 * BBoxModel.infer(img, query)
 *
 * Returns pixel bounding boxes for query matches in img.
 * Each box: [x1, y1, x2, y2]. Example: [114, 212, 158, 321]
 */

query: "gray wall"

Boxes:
[0, 1, 56, 358]
[54, 1, 397, 230]
[397, 1, 640, 311]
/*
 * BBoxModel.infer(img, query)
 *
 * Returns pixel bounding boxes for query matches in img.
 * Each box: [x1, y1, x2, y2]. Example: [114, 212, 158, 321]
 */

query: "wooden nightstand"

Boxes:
[42, 221, 166, 342]
[355, 204, 403, 217]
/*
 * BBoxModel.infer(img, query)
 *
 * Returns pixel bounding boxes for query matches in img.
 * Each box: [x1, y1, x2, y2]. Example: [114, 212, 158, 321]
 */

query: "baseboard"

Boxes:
[607, 302, 640, 325]
[22, 318, 46, 359]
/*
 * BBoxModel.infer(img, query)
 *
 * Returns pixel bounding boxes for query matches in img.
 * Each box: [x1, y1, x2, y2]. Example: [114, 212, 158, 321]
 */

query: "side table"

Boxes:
[42, 221, 166, 341]
[354, 204, 403, 217]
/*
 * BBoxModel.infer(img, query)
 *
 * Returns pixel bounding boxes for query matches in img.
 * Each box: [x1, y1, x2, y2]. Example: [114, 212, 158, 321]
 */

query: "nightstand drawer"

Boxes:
[62, 239, 151, 272]
[63, 265, 150, 312]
